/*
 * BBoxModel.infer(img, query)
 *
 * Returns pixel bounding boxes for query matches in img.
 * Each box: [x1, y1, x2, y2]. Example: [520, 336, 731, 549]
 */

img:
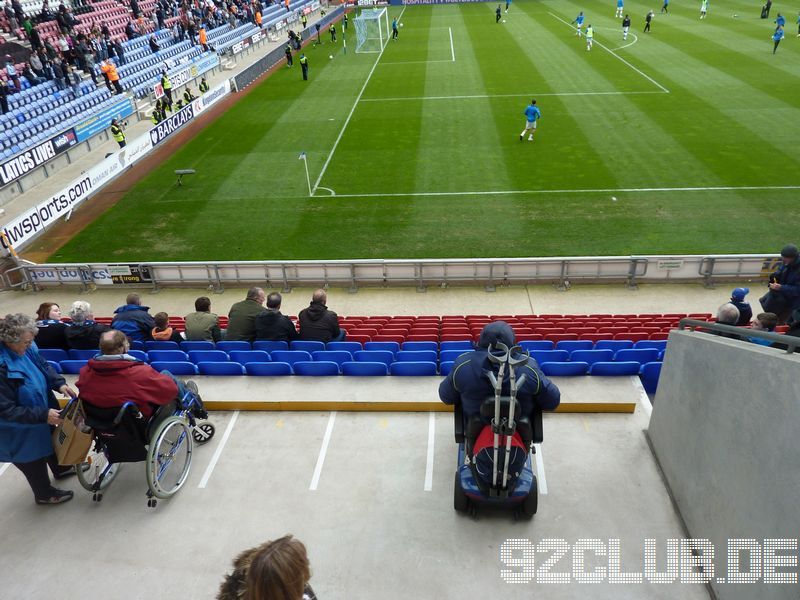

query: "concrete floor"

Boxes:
[0, 398, 711, 599]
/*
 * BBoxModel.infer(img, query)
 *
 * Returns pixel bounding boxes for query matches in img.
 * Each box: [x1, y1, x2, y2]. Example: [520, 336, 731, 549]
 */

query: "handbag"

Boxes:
[52, 398, 93, 465]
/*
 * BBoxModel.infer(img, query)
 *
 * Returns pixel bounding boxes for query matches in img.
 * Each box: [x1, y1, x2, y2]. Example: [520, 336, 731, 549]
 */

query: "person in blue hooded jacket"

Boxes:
[111, 292, 156, 342]
[438, 321, 561, 421]
[0, 313, 78, 505]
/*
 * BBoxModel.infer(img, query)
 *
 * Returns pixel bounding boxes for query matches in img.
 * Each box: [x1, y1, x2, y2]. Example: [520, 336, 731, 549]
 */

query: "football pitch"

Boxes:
[48, 0, 800, 263]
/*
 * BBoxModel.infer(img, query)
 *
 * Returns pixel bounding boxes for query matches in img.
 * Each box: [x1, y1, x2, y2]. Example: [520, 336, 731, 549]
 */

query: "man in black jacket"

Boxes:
[298, 290, 344, 342]
[255, 293, 299, 342]
[762, 244, 800, 323]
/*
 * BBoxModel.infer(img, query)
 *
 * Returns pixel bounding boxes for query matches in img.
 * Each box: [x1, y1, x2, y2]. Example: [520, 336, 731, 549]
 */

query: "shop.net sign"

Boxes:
[149, 105, 195, 146]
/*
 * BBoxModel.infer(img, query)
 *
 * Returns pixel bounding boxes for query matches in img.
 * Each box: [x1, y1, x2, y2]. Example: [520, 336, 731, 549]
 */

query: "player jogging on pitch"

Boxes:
[572, 11, 585, 36]
[616, 0, 624, 18]
[585, 24, 594, 49]
[700, 0, 708, 19]
[622, 14, 631, 38]
[519, 99, 541, 142]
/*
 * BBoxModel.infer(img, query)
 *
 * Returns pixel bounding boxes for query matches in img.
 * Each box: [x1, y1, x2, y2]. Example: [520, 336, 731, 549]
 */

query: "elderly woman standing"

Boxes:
[34, 302, 69, 350]
[0, 314, 78, 505]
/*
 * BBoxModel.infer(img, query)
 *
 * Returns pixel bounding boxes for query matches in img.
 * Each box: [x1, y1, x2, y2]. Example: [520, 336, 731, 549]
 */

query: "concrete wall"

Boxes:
[649, 330, 800, 600]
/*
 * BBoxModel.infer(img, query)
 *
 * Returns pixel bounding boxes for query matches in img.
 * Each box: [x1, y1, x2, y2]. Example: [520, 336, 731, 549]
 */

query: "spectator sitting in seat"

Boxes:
[185, 296, 222, 342]
[729, 287, 752, 326]
[709, 303, 741, 339]
[34, 302, 68, 350]
[255, 292, 299, 342]
[148, 33, 161, 54]
[225, 287, 265, 342]
[761, 244, 800, 324]
[749, 312, 778, 346]
[151, 312, 184, 343]
[4, 55, 20, 92]
[76, 330, 201, 419]
[298, 289, 344, 343]
[22, 62, 43, 85]
[183, 85, 196, 104]
[65, 301, 110, 350]
[439, 321, 560, 421]
[111, 293, 156, 342]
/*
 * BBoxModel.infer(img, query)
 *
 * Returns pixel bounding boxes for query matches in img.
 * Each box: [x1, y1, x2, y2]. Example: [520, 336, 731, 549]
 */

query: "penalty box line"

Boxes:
[360, 90, 665, 102]
[548, 11, 670, 94]
[380, 27, 455, 65]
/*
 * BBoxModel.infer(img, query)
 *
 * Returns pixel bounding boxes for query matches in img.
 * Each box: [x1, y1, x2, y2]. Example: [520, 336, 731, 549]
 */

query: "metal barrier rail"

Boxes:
[2, 254, 777, 293]
[678, 318, 799, 354]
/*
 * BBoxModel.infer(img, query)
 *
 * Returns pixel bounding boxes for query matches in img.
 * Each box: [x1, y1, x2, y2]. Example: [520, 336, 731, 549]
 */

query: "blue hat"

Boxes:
[731, 287, 749, 301]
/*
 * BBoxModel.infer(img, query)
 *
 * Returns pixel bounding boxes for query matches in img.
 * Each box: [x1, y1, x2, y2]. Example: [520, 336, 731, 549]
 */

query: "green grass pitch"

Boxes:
[48, 0, 800, 263]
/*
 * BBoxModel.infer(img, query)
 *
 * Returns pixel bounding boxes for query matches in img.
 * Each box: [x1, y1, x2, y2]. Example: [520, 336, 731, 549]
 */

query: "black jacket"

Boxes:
[298, 302, 340, 342]
[731, 300, 752, 326]
[65, 321, 111, 350]
[34, 320, 69, 350]
[255, 310, 299, 342]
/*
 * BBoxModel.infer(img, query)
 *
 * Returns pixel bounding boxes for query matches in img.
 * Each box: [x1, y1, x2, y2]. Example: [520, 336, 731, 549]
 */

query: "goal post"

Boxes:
[354, 7, 390, 53]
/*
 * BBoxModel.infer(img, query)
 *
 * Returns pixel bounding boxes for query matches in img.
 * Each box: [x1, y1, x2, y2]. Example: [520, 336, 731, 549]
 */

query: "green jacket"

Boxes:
[225, 299, 264, 342]
[184, 311, 221, 342]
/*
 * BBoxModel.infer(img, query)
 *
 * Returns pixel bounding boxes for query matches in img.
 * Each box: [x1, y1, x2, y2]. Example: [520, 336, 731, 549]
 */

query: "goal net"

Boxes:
[354, 7, 390, 53]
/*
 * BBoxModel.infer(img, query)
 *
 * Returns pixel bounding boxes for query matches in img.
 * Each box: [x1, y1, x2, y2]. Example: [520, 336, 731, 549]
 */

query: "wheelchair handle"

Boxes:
[113, 402, 143, 425]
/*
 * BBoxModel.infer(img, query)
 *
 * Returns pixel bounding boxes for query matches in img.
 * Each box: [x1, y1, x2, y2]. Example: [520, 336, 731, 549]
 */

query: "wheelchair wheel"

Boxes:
[146, 415, 193, 499]
[454, 471, 469, 513]
[519, 477, 538, 520]
[77, 444, 122, 493]
[192, 422, 215, 444]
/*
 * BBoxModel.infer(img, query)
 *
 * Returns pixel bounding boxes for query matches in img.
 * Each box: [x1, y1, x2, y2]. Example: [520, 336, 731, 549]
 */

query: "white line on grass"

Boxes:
[424, 412, 435, 491]
[533, 443, 548, 495]
[312, 7, 405, 195]
[329, 184, 800, 199]
[309, 411, 337, 491]
[632, 376, 653, 419]
[380, 59, 455, 65]
[198, 410, 239, 489]
[360, 90, 665, 102]
[449, 26, 455, 61]
[611, 32, 639, 51]
[0, 463, 10, 477]
[548, 11, 670, 93]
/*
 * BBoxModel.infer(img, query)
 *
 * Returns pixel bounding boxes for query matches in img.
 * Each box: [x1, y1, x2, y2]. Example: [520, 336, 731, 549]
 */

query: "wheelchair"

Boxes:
[72, 386, 216, 508]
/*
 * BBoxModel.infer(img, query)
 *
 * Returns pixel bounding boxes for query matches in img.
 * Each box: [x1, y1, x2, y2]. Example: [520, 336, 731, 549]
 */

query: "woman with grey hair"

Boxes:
[0, 313, 79, 505]
[65, 300, 110, 351]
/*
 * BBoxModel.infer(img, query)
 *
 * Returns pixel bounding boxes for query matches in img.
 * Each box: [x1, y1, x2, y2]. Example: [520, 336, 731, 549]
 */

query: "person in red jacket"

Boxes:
[76, 330, 178, 419]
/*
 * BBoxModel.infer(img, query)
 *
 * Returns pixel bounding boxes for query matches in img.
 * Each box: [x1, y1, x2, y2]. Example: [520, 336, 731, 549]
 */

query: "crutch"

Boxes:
[486, 342, 509, 488]
[500, 346, 529, 488]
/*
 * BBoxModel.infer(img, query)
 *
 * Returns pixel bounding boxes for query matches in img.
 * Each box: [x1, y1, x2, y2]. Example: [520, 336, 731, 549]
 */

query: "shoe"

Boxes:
[53, 463, 90, 480]
[528, 136, 534, 141]
[519, 133, 524, 140]
[36, 489, 74, 505]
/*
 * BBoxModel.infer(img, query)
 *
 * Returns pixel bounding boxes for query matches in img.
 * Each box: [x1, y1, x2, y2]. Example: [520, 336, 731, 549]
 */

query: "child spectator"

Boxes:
[729, 287, 752, 326]
[151, 312, 184, 343]
[749, 312, 778, 346]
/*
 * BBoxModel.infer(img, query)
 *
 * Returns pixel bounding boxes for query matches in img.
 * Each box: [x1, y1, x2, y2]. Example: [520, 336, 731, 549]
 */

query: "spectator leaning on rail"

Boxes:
[185, 296, 222, 342]
[729, 287, 752, 326]
[255, 292, 299, 342]
[0, 313, 79, 506]
[226, 287, 266, 342]
[34, 302, 68, 350]
[298, 289, 344, 343]
[439, 321, 561, 422]
[65, 301, 110, 350]
[111, 293, 156, 342]
[761, 244, 800, 324]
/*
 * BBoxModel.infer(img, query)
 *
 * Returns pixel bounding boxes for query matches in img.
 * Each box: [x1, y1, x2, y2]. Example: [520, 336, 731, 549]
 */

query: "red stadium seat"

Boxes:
[614, 332, 649, 342]
[373, 334, 405, 344]
[406, 334, 439, 343]
[649, 332, 669, 340]
[545, 333, 579, 343]
[580, 333, 614, 343]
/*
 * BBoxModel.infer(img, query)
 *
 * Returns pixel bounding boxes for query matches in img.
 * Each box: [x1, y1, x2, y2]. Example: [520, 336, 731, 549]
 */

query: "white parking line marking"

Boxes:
[198, 410, 239, 489]
[533, 443, 548, 495]
[0, 463, 10, 477]
[424, 412, 435, 491]
[310, 411, 337, 491]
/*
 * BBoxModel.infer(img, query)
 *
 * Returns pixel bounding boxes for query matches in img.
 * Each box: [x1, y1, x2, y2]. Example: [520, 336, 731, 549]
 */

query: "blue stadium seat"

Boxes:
[615, 348, 660, 363]
[60, 360, 88, 374]
[254, 340, 289, 353]
[293, 361, 339, 376]
[180, 341, 215, 351]
[440, 361, 455, 376]
[402, 341, 438, 352]
[145, 341, 180, 350]
[364, 341, 400, 355]
[354, 350, 394, 368]
[389, 362, 438, 376]
[530, 350, 569, 364]
[327, 341, 363, 353]
[40, 348, 68, 362]
[271, 350, 312, 367]
[198, 362, 246, 375]
[128, 350, 148, 362]
[569, 349, 614, 366]
[540, 361, 590, 376]
[589, 361, 641, 376]
[341, 362, 388, 376]
[634, 340, 668, 352]
[216, 341, 251, 352]
[131, 341, 146, 351]
[48, 360, 63, 374]
[520, 340, 555, 352]
[595, 340, 634, 353]
[312, 351, 352, 368]
[290, 340, 326, 353]
[229, 350, 271, 364]
[188, 350, 229, 364]
[439, 341, 473, 352]
[148, 350, 189, 362]
[640, 361, 663, 395]
[439, 349, 469, 363]
[149, 361, 198, 375]
[396, 350, 437, 363]
[555, 340, 594, 353]
[68, 349, 99, 360]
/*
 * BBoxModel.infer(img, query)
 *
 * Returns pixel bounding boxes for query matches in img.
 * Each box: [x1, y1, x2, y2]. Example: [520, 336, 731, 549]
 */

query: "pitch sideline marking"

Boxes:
[548, 11, 670, 93]
[329, 184, 800, 199]
[312, 6, 406, 195]
[361, 90, 665, 102]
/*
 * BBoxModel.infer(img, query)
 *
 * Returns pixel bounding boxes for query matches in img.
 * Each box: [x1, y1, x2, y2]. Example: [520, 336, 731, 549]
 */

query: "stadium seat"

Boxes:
[530, 350, 569, 364]
[293, 361, 340, 376]
[439, 349, 469, 363]
[439, 361, 455, 376]
[148, 350, 189, 362]
[640, 362, 663, 395]
[128, 350, 148, 362]
[188, 350, 229, 364]
[149, 361, 198, 375]
[271, 350, 313, 367]
[68, 349, 99, 360]
[198, 362, 246, 376]
[439, 341, 473, 352]
[145, 341, 180, 350]
[373, 334, 405, 344]
[342, 362, 388, 376]
[245, 362, 293, 376]
[634, 340, 668, 351]
[229, 350, 271, 364]
[389, 362, 438, 376]
[589, 361, 641, 376]
[364, 341, 400, 355]
[40, 348, 68, 362]
[60, 360, 88, 374]
[555, 340, 594, 353]
[406, 334, 439, 343]
[520, 340, 555, 352]
[327, 341, 363, 353]
[570, 349, 614, 366]
[402, 341, 438, 352]
[595, 340, 634, 353]
[396, 350, 437, 363]
[254, 340, 289, 353]
[48, 360, 63, 374]
[540, 361, 590, 376]
[131, 341, 146, 351]
[354, 350, 394, 368]
[312, 351, 352, 368]
[216, 341, 251, 352]
[290, 340, 326, 353]
[615, 348, 660, 363]
[615, 333, 650, 343]
[180, 341, 216, 351]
